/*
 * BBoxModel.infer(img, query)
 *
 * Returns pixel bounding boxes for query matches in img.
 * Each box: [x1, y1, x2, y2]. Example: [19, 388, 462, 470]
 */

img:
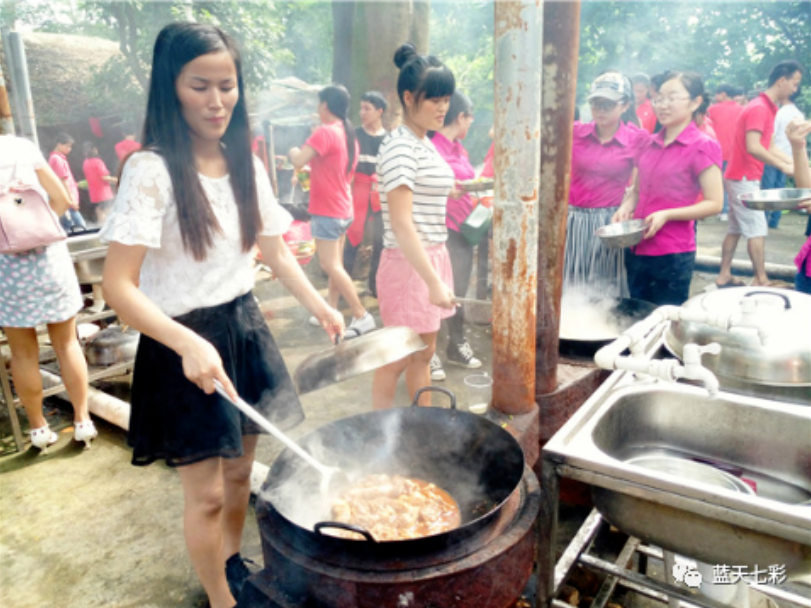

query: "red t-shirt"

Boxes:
[636, 99, 656, 133]
[724, 93, 778, 182]
[305, 122, 359, 218]
[114, 139, 141, 162]
[83, 157, 114, 203]
[707, 100, 743, 162]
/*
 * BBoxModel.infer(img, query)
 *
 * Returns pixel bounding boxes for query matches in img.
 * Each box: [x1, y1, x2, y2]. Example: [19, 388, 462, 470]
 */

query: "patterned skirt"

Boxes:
[0, 242, 83, 327]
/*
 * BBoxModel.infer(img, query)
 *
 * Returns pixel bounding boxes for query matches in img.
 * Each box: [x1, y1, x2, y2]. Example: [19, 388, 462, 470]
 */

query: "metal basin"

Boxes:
[544, 378, 811, 578]
[67, 230, 107, 284]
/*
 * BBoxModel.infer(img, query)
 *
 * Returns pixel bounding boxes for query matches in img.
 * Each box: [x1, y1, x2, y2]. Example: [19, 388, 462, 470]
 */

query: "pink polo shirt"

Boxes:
[633, 122, 722, 256]
[431, 131, 475, 231]
[569, 121, 650, 209]
[725, 93, 777, 181]
[48, 151, 79, 205]
[796, 237, 811, 279]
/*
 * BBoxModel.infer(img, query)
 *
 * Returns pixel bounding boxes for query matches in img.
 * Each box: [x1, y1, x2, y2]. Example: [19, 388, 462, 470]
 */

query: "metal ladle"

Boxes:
[213, 380, 345, 495]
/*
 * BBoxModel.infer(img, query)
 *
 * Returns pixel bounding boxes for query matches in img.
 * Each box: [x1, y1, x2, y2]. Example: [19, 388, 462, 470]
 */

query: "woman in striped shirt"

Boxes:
[372, 43, 457, 409]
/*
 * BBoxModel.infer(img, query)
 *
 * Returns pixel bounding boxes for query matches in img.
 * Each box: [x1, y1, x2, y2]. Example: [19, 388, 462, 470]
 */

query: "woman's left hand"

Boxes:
[644, 211, 669, 239]
[314, 305, 345, 343]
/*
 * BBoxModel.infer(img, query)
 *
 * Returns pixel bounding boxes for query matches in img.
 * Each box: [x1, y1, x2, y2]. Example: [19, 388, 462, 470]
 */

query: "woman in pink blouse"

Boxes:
[787, 119, 811, 293]
[82, 141, 118, 225]
[430, 91, 481, 379]
[615, 71, 723, 306]
[566, 71, 648, 298]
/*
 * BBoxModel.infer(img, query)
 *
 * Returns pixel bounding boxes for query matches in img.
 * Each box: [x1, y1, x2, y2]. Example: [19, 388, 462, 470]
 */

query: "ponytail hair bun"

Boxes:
[392, 42, 455, 109]
[393, 42, 418, 70]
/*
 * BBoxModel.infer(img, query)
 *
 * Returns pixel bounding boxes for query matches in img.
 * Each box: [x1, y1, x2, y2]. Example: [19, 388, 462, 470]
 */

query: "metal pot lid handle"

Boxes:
[741, 291, 791, 310]
[314, 521, 378, 543]
[411, 386, 457, 410]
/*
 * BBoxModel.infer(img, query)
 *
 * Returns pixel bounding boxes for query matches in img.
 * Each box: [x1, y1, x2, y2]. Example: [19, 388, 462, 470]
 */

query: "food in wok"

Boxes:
[329, 474, 461, 541]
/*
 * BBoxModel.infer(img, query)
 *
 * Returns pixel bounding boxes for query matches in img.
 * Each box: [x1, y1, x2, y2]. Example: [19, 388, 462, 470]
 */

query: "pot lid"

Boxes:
[665, 287, 811, 386]
[294, 326, 426, 394]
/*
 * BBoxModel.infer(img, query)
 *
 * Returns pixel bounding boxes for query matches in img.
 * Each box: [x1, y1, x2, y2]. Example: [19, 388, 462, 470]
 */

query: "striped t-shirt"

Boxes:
[378, 126, 454, 249]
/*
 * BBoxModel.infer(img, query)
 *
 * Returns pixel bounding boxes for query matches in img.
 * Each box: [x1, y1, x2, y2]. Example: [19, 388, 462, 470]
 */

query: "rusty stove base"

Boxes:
[243, 468, 541, 608]
[535, 362, 609, 506]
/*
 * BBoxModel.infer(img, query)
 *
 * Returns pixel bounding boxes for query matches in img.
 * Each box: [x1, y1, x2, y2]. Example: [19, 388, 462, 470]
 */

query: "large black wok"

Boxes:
[559, 297, 658, 358]
[257, 387, 525, 566]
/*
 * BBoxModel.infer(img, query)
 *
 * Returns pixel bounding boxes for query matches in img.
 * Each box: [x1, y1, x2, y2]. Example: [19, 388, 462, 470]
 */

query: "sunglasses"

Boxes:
[589, 99, 619, 112]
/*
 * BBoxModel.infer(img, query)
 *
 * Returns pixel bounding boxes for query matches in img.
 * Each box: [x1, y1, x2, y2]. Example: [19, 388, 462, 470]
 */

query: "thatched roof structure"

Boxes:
[5, 32, 124, 126]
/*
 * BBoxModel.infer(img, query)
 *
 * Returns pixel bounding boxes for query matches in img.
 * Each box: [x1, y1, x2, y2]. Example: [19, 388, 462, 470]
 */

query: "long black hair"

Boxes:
[393, 43, 455, 112]
[319, 84, 356, 175]
[138, 21, 259, 261]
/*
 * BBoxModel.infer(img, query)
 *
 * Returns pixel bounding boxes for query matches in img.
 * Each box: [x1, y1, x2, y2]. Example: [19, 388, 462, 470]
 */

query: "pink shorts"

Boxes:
[376, 244, 455, 335]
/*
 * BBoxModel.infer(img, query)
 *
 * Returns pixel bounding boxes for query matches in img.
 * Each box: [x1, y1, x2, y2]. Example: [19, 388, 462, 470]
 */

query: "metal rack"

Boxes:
[537, 483, 811, 608]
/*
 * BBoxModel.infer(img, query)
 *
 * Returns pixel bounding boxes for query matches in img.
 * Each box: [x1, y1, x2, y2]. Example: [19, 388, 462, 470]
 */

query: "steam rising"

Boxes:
[560, 286, 627, 340]
[259, 406, 524, 540]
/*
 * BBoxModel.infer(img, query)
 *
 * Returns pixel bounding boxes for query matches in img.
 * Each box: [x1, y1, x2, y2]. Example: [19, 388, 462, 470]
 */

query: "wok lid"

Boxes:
[294, 326, 426, 394]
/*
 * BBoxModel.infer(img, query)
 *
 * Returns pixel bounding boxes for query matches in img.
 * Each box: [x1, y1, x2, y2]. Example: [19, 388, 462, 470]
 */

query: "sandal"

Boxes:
[714, 278, 746, 289]
[30, 424, 59, 453]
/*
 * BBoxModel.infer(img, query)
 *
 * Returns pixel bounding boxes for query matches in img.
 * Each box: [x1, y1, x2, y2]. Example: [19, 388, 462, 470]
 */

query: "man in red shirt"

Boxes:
[717, 61, 803, 288]
[632, 73, 656, 133]
[114, 123, 141, 166]
[48, 132, 87, 232]
[707, 84, 744, 220]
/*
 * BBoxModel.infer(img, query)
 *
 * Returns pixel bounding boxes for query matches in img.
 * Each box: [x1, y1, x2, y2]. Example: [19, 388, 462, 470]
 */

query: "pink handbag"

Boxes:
[0, 163, 66, 254]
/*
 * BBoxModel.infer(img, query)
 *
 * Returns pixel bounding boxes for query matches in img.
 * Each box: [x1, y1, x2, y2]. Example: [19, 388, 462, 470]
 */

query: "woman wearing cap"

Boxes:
[565, 71, 648, 298]
[614, 71, 723, 306]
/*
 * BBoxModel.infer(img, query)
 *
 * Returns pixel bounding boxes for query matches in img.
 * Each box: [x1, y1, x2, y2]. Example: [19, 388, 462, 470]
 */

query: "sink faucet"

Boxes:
[594, 314, 723, 397]
[673, 343, 722, 397]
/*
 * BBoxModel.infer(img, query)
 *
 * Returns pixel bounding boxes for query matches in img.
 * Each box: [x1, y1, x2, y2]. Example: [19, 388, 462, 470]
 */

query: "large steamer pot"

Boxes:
[559, 297, 658, 358]
[258, 387, 525, 567]
[666, 288, 811, 401]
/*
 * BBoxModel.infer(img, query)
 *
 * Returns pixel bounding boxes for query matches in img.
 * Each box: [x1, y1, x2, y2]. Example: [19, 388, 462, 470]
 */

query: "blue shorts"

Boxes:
[310, 215, 353, 241]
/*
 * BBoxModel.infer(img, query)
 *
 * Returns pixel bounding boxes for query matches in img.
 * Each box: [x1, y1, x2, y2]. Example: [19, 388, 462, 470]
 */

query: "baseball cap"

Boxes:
[587, 73, 632, 102]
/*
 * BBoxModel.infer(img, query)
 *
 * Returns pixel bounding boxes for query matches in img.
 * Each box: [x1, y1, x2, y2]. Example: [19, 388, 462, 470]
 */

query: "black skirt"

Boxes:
[128, 292, 304, 467]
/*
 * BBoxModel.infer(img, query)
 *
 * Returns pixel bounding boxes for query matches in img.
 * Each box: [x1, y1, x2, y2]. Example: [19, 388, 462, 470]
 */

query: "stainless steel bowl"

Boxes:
[740, 188, 811, 211]
[595, 219, 646, 249]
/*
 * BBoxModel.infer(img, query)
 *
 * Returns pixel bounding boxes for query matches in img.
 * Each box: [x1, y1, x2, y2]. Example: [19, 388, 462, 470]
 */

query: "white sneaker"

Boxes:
[430, 354, 446, 381]
[308, 315, 321, 327]
[344, 312, 376, 339]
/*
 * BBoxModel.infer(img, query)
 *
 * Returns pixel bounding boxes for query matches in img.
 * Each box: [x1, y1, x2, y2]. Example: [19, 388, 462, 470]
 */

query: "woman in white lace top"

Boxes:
[100, 23, 343, 608]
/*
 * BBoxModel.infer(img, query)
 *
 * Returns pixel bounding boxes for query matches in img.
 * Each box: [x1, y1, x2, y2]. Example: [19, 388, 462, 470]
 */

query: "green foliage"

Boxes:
[84, 54, 145, 121]
[431, 1, 495, 164]
[274, 0, 332, 85]
[578, 1, 811, 115]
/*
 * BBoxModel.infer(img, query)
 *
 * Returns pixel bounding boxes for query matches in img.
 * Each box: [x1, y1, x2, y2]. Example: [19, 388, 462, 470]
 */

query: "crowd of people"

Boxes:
[1, 18, 810, 608]
[568, 59, 809, 306]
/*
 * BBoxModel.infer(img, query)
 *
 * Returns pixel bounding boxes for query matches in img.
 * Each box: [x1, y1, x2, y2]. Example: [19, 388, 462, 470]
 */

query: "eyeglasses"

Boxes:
[589, 99, 619, 112]
[651, 95, 691, 107]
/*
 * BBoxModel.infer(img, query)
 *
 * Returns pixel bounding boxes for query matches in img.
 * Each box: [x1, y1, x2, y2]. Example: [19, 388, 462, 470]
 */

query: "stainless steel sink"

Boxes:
[67, 230, 107, 284]
[544, 375, 811, 578]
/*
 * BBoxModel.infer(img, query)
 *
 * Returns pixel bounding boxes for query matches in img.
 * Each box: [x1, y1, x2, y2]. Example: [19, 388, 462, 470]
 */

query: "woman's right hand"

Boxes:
[612, 204, 634, 223]
[429, 279, 457, 310]
[178, 333, 236, 399]
[786, 119, 811, 149]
